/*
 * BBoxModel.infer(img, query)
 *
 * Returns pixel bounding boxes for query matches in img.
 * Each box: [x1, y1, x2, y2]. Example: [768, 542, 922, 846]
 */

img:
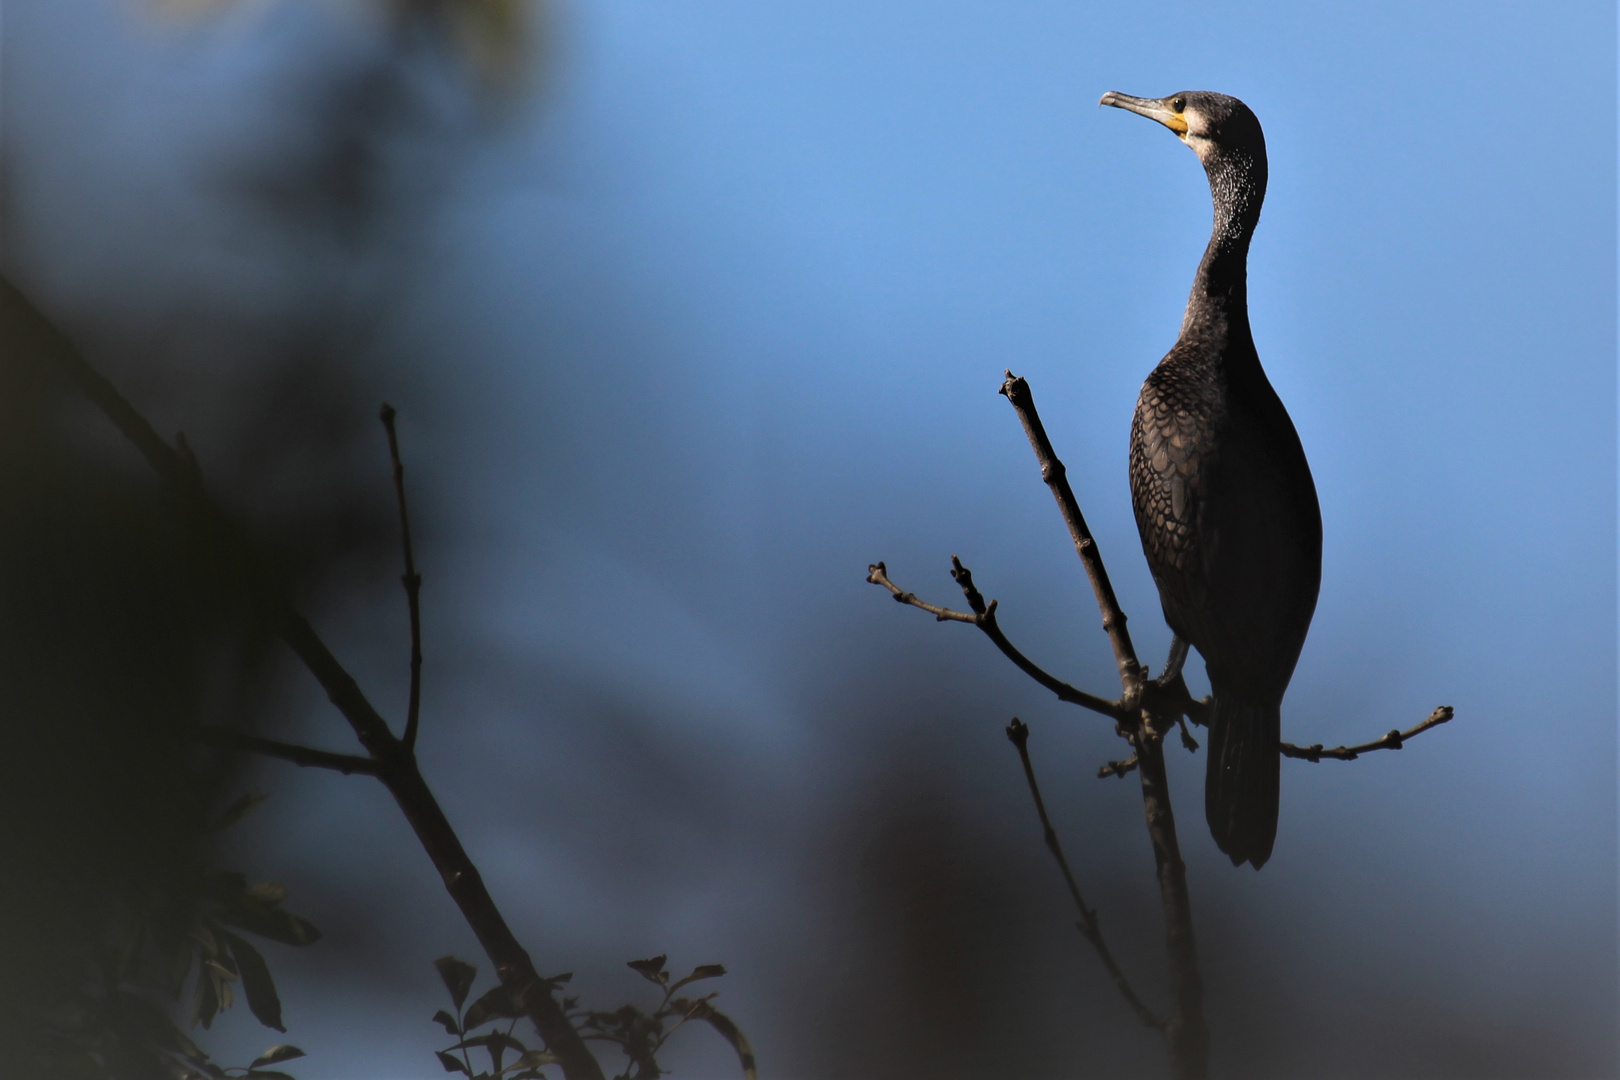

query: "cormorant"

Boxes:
[1099, 90, 1321, 869]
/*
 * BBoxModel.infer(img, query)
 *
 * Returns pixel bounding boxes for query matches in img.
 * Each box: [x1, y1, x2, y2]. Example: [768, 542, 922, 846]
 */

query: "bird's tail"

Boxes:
[1204, 685, 1281, 869]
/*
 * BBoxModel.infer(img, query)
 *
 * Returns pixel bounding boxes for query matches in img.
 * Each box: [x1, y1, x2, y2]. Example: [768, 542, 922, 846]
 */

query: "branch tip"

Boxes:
[1281, 705, 1454, 763]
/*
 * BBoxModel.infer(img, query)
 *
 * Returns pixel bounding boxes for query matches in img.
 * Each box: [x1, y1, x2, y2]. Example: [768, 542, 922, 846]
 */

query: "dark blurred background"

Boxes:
[1, 2, 1614, 1078]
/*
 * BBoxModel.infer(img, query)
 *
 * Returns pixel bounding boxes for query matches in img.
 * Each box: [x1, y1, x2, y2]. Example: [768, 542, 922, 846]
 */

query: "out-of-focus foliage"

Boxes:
[0, 194, 384, 1078]
[427, 955, 757, 1080]
[149, 0, 539, 91]
[31, 793, 318, 1080]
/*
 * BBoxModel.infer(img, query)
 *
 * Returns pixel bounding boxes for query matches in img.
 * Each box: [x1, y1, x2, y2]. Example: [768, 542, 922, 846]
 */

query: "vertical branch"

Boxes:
[380, 403, 424, 752]
[997, 371, 1206, 1080]
[1133, 738, 1207, 1080]
[998, 372, 1144, 694]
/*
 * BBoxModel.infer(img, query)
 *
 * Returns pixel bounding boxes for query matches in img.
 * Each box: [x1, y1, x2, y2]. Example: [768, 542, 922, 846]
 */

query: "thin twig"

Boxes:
[191, 727, 382, 775]
[1006, 719, 1165, 1030]
[0, 273, 608, 1080]
[866, 560, 1121, 718]
[380, 403, 424, 753]
[999, 371, 1145, 693]
[1281, 706, 1453, 762]
[1098, 754, 1139, 780]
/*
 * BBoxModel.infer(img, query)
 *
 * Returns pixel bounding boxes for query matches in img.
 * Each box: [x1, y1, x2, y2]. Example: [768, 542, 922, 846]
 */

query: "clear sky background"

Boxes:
[6, 1, 1616, 1078]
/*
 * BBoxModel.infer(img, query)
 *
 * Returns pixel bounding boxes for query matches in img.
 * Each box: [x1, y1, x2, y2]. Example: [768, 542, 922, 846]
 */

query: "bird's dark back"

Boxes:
[1130, 337, 1321, 703]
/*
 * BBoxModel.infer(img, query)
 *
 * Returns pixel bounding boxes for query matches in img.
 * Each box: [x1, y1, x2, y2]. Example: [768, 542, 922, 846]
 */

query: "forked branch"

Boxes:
[873, 370, 1206, 1077]
[191, 727, 381, 776]
[866, 560, 1121, 718]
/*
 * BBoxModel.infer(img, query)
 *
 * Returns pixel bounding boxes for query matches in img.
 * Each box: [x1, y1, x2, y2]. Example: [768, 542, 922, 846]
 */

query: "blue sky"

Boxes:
[7, 1, 1616, 1077]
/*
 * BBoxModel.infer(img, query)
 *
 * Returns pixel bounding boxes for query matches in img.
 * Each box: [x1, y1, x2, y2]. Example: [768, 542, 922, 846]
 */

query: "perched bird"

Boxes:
[1100, 91, 1321, 869]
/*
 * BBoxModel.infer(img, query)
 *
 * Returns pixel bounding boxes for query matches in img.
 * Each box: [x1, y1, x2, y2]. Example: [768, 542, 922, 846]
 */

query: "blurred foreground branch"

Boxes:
[3, 271, 735, 1080]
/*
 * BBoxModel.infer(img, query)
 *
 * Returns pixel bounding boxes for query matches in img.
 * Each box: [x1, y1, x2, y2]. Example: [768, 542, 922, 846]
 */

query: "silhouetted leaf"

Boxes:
[448, 1031, 526, 1055]
[626, 956, 668, 985]
[433, 1009, 462, 1036]
[437, 1050, 473, 1075]
[191, 967, 221, 1030]
[246, 881, 287, 906]
[205, 956, 239, 981]
[215, 902, 321, 947]
[244, 1072, 296, 1080]
[434, 956, 479, 1010]
[669, 964, 726, 994]
[498, 1049, 560, 1077]
[213, 791, 270, 832]
[249, 1045, 306, 1068]
[225, 931, 286, 1031]
[687, 1001, 757, 1080]
[463, 983, 521, 1030]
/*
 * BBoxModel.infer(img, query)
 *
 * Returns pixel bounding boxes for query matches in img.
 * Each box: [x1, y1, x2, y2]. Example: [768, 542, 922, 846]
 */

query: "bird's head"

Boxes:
[1098, 90, 1264, 170]
[1099, 89, 1267, 238]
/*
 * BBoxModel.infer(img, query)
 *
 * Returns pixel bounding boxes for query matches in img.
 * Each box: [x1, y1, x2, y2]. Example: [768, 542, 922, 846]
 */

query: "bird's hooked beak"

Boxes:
[1099, 91, 1188, 137]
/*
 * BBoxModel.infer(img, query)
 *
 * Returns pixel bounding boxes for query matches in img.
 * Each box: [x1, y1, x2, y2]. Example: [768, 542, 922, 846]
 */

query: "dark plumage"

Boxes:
[1101, 90, 1321, 869]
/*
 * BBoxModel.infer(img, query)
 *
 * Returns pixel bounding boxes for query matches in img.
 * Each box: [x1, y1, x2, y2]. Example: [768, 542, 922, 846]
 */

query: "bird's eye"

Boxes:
[1171, 97, 1186, 113]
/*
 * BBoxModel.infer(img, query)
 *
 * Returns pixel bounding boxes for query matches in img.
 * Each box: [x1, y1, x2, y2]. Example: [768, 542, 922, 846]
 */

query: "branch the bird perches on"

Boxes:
[868, 370, 1453, 1080]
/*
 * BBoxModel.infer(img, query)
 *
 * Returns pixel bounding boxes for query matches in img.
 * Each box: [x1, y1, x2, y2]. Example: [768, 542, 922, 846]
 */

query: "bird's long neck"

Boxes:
[1180, 148, 1266, 359]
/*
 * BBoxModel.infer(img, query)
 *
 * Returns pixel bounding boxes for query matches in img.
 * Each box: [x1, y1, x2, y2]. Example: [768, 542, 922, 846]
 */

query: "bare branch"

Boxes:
[998, 372, 1206, 1076]
[999, 371, 1144, 692]
[867, 561, 1122, 718]
[1098, 754, 1139, 780]
[1006, 720, 1165, 1031]
[1282, 706, 1453, 762]
[1131, 736, 1207, 1077]
[380, 403, 425, 753]
[191, 727, 382, 775]
[865, 560, 979, 623]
